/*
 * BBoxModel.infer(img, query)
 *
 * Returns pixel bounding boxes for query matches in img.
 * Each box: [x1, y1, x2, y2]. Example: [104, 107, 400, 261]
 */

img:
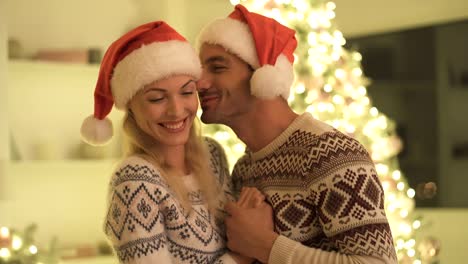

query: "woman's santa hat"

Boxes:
[80, 21, 201, 146]
[197, 4, 297, 100]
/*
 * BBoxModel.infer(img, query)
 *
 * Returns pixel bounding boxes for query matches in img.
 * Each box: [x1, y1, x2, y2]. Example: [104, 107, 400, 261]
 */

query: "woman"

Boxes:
[80, 21, 264, 263]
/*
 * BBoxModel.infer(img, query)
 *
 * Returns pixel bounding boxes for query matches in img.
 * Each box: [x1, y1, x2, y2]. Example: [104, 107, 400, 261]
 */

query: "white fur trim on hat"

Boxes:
[80, 115, 113, 146]
[111, 40, 201, 109]
[197, 18, 260, 69]
[251, 54, 293, 100]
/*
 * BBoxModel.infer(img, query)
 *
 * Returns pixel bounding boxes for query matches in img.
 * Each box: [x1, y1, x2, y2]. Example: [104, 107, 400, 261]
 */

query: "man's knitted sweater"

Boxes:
[104, 138, 237, 263]
[232, 113, 398, 264]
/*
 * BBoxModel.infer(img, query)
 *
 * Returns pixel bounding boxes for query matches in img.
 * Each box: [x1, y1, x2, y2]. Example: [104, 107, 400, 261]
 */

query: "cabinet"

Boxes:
[347, 19, 468, 207]
[8, 60, 123, 161]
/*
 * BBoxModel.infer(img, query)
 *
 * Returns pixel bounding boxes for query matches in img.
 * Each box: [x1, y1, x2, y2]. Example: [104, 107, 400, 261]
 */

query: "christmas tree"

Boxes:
[0, 224, 59, 264]
[202, 0, 440, 263]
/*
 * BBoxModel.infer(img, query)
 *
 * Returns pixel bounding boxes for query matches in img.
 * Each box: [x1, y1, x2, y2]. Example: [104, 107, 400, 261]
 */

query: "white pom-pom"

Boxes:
[80, 115, 113, 146]
[250, 55, 293, 100]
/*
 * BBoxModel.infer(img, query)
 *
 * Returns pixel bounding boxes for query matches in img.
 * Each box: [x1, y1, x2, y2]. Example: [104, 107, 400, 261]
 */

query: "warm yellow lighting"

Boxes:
[324, 84, 333, 93]
[407, 188, 416, 198]
[0, 227, 9, 238]
[358, 86, 367, 96]
[392, 170, 401, 180]
[295, 12, 304, 20]
[308, 32, 318, 45]
[407, 249, 416, 257]
[382, 181, 390, 191]
[306, 105, 315, 113]
[331, 120, 341, 129]
[412, 220, 421, 229]
[400, 223, 412, 235]
[396, 239, 405, 249]
[292, 0, 308, 11]
[334, 68, 345, 79]
[331, 52, 341, 61]
[362, 97, 370, 105]
[397, 182, 405, 191]
[230, 0, 241, 5]
[353, 68, 363, 77]
[233, 143, 245, 153]
[346, 124, 356, 133]
[326, 1, 336, 10]
[0, 248, 11, 258]
[370, 107, 378, 117]
[414, 260, 422, 264]
[12, 235, 22, 250]
[332, 95, 344, 105]
[214, 131, 230, 141]
[295, 82, 306, 94]
[317, 45, 328, 54]
[352, 52, 362, 61]
[29, 245, 38, 255]
[317, 102, 328, 112]
[305, 90, 319, 104]
[400, 209, 408, 218]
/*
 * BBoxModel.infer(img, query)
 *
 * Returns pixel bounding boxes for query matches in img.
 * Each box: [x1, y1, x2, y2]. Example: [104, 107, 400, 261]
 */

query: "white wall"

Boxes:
[1, 0, 11, 201]
[333, 0, 468, 37]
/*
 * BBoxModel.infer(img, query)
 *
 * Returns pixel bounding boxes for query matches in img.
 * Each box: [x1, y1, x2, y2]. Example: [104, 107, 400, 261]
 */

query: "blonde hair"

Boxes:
[122, 112, 219, 213]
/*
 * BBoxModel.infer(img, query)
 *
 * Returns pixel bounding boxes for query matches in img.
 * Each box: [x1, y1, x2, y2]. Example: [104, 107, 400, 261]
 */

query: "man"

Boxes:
[196, 4, 397, 264]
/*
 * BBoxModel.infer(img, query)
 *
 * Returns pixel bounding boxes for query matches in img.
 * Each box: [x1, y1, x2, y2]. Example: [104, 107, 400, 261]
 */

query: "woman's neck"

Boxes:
[151, 145, 188, 175]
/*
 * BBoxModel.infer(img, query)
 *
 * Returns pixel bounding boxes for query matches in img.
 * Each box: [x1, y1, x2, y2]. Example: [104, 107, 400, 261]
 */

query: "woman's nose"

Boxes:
[166, 98, 182, 117]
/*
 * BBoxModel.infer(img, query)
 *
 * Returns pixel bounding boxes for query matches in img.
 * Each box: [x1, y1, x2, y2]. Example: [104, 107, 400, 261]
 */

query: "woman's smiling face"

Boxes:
[128, 74, 198, 148]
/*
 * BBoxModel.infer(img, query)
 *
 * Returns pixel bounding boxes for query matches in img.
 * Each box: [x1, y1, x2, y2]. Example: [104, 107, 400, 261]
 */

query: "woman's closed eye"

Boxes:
[148, 97, 164, 103]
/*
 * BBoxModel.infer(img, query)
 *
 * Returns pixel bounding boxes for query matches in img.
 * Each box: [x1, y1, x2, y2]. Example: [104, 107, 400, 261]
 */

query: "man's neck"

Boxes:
[228, 100, 298, 152]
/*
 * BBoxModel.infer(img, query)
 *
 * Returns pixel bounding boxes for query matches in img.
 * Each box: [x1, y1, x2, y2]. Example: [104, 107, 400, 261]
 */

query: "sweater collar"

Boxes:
[246, 112, 313, 161]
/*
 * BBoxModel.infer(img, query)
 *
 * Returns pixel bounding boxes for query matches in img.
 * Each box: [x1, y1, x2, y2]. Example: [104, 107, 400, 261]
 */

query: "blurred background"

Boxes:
[1, 0, 467, 263]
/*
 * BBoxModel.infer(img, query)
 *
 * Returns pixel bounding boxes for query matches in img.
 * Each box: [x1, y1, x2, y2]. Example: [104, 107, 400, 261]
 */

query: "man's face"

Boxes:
[197, 43, 254, 125]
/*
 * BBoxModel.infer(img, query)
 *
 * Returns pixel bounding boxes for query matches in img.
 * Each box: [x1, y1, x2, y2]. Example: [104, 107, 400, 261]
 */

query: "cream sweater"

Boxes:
[104, 138, 237, 263]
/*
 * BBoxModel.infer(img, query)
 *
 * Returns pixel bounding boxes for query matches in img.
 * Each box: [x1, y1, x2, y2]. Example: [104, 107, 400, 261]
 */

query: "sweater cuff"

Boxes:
[268, 235, 299, 264]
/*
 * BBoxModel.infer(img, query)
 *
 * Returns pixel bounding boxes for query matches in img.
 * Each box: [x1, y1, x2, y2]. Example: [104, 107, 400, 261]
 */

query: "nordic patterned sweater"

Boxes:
[104, 138, 237, 264]
[232, 113, 398, 264]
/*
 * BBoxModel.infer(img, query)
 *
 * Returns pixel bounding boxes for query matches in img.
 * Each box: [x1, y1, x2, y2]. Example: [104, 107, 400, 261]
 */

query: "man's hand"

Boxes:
[225, 188, 278, 263]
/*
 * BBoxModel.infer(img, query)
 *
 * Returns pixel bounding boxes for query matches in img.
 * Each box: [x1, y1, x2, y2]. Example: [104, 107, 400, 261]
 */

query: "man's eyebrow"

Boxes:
[203, 56, 228, 65]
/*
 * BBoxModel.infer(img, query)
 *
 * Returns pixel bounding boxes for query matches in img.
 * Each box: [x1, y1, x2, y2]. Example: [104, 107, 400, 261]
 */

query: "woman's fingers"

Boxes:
[238, 187, 265, 208]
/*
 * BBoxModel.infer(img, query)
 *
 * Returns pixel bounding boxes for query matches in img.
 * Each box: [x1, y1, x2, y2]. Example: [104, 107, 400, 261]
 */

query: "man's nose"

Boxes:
[196, 72, 212, 91]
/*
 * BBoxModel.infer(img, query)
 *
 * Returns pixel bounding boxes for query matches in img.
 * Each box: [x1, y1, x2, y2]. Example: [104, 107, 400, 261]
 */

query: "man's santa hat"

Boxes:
[197, 4, 297, 100]
[80, 21, 201, 146]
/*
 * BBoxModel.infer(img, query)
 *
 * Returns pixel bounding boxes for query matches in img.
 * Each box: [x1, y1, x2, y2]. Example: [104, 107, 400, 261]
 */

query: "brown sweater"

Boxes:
[232, 113, 397, 264]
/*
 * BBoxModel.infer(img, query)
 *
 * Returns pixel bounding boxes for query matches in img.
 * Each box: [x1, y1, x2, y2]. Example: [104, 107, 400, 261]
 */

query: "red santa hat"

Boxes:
[80, 21, 201, 146]
[197, 4, 297, 100]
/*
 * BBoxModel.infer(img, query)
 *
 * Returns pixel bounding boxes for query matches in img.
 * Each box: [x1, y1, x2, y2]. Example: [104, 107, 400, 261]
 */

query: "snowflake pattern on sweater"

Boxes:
[104, 138, 236, 264]
[232, 113, 397, 263]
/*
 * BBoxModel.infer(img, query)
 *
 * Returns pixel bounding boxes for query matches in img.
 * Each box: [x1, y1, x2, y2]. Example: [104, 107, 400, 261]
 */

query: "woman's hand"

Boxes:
[225, 187, 276, 263]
